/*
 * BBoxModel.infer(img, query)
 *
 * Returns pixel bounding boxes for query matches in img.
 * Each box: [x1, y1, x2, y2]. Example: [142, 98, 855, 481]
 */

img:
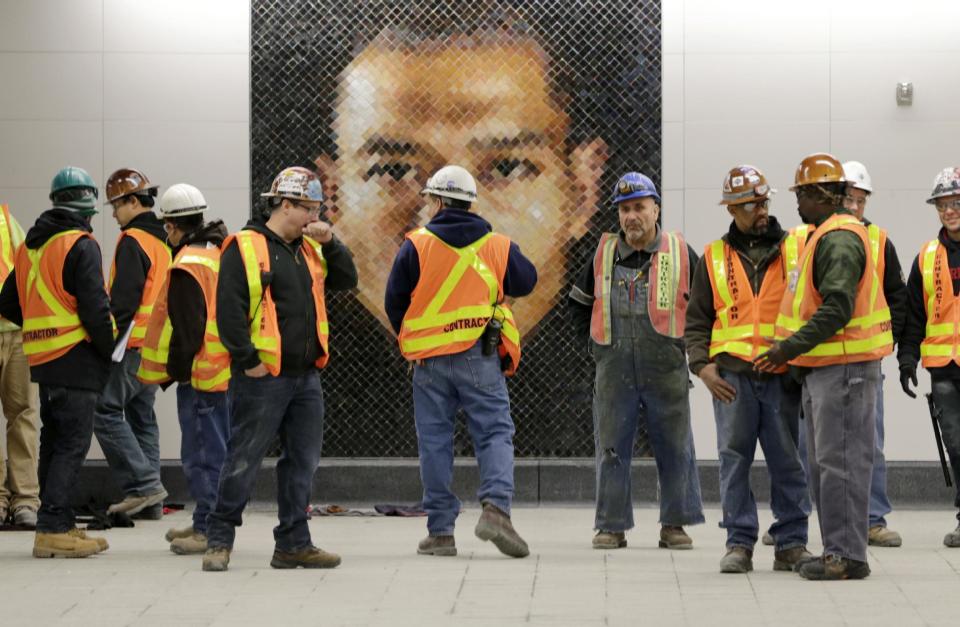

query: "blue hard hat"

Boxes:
[611, 172, 660, 204]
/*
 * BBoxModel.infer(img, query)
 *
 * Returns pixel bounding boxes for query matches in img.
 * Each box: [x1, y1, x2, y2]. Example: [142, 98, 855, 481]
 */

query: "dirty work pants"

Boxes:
[0, 331, 40, 512]
[802, 361, 879, 563]
[176, 384, 230, 535]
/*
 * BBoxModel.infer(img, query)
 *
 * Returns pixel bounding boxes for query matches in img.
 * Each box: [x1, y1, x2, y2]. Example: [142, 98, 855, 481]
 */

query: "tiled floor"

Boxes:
[1, 506, 959, 626]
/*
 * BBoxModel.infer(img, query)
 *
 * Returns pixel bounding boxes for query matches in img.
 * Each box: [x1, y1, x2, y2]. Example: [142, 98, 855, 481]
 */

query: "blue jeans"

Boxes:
[206, 370, 325, 552]
[93, 349, 163, 496]
[592, 339, 704, 532]
[37, 385, 98, 533]
[413, 343, 515, 536]
[714, 371, 809, 550]
[176, 384, 230, 535]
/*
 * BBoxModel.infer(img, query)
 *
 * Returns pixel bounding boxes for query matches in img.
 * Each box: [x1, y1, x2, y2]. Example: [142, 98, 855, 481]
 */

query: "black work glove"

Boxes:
[899, 364, 918, 399]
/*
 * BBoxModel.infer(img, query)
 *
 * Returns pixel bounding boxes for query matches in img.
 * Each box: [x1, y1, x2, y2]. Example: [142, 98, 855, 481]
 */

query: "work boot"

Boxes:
[868, 525, 902, 547]
[132, 503, 164, 520]
[0, 504, 7, 525]
[165, 525, 194, 542]
[659, 525, 693, 550]
[719, 547, 753, 573]
[475, 502, 529, 558]
[108, 488, 168, 516]
[171, 533, 208, 555]
[592, 531, 627, 550]
[418, 535, 457, 556]
[774, 545, 813, 571]
[797, 554, 870, 580]
[202, 547, 231, 572]
[761, 531, 774, 546]
[68, 528, 109, 553]
[944, 523, 960, 548]
[270, 545, 341, 569]
[13, 506, 37, 529]
[33, 530, 101, 558]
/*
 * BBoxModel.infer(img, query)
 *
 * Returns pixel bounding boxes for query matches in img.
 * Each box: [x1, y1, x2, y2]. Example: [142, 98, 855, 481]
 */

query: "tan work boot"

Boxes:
[171, 533, 208, 555]
[270, 545, 341, 569]
[0, 504, 8, 526]
[659, 525, 692, 550]
[13, 506, 38, 529]
[202, 547, 231, 572]
[944, 523, 960, 548]
[165, 525, 194, 542]
[868, 525, 902, 547]
[719, 546, 753, 573]
[417, 535, 457, 556]
[475, 502, 530, 558]
[68, 528, 109, 553]
[592, 531, 627, 549]
[107, 488, 168, 516]
[33, 530, 101, 558]
[773, 545, 813, 571]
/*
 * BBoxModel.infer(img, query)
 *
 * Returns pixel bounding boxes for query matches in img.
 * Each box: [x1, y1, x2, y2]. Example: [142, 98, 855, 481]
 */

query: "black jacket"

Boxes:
[0, 208, 114, 391]
[111, 212, 169, 339]
[217, 221, 358, 375]
[166, 221, 229, 383]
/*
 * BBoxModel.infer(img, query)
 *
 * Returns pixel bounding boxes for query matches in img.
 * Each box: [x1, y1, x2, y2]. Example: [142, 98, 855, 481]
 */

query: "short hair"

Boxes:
[166, 213, 204, 232]
[440, 197, 472, 211]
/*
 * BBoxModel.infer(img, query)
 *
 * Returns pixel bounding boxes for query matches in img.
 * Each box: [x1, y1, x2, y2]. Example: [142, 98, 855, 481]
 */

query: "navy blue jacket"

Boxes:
[384, 209, 538, 335]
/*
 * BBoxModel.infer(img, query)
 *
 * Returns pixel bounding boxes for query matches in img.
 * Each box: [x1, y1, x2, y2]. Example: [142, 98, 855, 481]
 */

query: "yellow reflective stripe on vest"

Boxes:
[22, 327, 88, 356]
[598, 235, 618, 343]
[193, 366, 231, 391]
[659, 232, 683, 337]
[921, 240, 942, 336]
[0, 207, 13, 271]
[401, 229, 497, 333]
[709, 240, 732, 330]
[22, 232, 85, 356]
[141, 319, 173, 363]
[235, 232, 277, 358]
[177, 255, 220, 272]
[800, 330, 894, 357]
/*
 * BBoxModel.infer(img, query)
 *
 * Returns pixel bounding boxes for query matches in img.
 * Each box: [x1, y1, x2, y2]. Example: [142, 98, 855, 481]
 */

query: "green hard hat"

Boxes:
[49, 166, 99, 215]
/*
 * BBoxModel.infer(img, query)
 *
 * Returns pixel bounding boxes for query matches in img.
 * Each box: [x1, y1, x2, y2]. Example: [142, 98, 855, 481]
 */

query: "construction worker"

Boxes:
[0, 166, 113, 557]
[94, 168, 171, 519]
[568, 172, 704, 551]
[756, 152, 893, 580]
[685, 166, 812, 573]
[898, 166, 960, 548]
[0, 202, 40, 529]
[136, 184, 230, 555]
[386, 165, 536, 559]
[203, 166, 357, 572]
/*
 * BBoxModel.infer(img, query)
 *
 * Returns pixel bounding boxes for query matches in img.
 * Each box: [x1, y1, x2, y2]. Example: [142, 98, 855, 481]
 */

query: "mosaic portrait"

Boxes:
[251, 0, 662, 456]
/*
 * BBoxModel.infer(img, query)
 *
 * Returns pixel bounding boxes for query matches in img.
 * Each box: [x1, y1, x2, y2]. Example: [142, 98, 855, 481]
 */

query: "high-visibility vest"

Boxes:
[0, 204, 22, 286]
[917, 238, 960, 368]
[398, 228, 522, 375]
[223, 230, 329, 375]
[138, 245, 231, 391]
[590, 230, 689, 343]
[704, 226, 810, 370]
[775, 213, 893, 366]
[14, 230, 93, 365]
[109, 227, 171, 348]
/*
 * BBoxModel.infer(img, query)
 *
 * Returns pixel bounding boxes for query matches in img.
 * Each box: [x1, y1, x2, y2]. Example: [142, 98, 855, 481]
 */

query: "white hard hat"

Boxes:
[159, 183, 207, 218]
[927, 167, 960, 204]
[842, 161, 873, 193]
[420, 165, 477, 203]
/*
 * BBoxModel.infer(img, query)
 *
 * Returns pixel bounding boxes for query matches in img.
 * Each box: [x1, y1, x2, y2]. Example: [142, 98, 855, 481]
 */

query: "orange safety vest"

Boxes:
[109, 228, 172, 348]
[775, 213, 893, 366]
[398, 228, 522, 376]
[0, 204, 19, 285]
[917, 237, 960, 368]
[590, 230, 689, 343]
[14, 230, 93, 365]
[223, 230, 329, 375]
[138, 245, 231, 391]
[704, 225, 810, 371]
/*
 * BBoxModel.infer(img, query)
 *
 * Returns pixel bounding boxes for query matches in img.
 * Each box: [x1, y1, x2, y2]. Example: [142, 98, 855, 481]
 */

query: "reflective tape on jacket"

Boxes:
[775, 214, 893, 366]
[398, 227, 521, 376]
[222, 230, 329, 375]
[0, 204, 19, 285]
[918, 238, 960, 368]
[14, 230, 92, 365]
[589, 230, 690, 344]
[109, 228, 172, 348]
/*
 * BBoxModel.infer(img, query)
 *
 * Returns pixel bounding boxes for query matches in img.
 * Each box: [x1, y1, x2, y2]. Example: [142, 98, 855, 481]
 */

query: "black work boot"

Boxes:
[418, 535, 457, 556]
[797, 554, 870, 580]
[475, 503, 529, 558]
[270, 545, 341, 569]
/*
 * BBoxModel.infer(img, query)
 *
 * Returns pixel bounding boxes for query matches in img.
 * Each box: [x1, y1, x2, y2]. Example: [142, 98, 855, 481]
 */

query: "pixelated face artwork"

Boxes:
[327, 40, 604, 336]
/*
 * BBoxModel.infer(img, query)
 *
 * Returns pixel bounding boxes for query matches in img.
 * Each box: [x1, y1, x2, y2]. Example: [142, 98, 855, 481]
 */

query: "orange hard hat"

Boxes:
[105, 168, 158, 203]
[719, 165, 774, 206]
[789, 153, 845, 191]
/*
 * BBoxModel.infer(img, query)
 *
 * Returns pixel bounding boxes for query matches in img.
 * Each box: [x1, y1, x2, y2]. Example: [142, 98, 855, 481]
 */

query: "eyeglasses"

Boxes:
[936, 199, 960, 214]
[290, 200, 323, 216]
[738, 199, 769, 212]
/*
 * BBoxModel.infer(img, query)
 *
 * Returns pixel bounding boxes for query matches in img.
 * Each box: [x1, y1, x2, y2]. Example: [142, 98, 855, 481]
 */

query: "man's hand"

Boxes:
[244, 363, 269, 378]
[303, 221, 333, 244]
[899, 364, 918, 399]
[753, 342, 788, 373]
[698, 363, 737, 404]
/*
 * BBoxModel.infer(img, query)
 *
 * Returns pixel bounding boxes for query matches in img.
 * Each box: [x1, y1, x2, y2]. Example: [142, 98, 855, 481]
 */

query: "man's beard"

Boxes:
[624, 225, 646, 247]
